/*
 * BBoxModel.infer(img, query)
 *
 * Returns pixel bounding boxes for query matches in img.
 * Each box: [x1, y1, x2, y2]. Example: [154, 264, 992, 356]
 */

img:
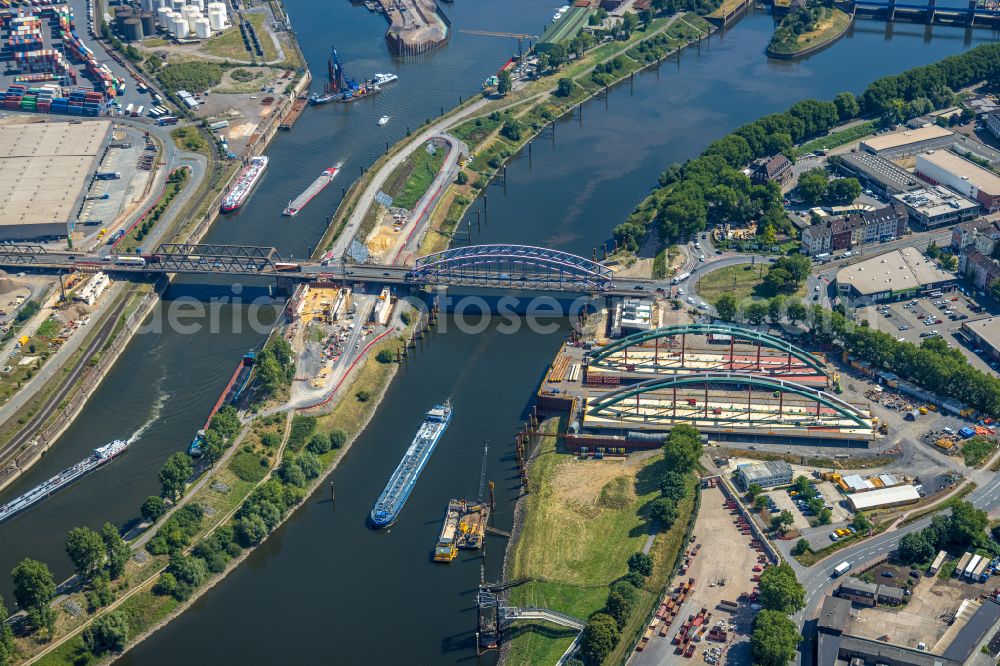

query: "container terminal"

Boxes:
[282, 163, 342, 216]
[433, 498, 490, 562]
[535, 323, 876, 450]
[369, 401, 452, 528]
[0, 439, 127, 524]
[189, 351, 257, 457]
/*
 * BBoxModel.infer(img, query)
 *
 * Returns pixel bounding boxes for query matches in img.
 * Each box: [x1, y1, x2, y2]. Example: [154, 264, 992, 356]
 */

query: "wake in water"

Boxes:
[127, 388, 170, 445]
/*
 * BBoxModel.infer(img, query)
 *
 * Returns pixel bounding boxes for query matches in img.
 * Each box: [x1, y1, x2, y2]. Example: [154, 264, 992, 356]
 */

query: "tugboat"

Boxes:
[369, 402, 453, 528]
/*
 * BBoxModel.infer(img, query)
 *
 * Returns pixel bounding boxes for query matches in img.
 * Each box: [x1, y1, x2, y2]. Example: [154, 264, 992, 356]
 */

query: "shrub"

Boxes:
[229, 452, 268, 482]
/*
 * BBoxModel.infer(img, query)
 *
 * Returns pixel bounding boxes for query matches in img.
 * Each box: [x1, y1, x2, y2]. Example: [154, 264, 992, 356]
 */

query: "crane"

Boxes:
[459, 29, 537, 58]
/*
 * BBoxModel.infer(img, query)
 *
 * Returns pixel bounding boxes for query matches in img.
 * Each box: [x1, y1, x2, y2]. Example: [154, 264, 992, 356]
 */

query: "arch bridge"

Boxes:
[585, 372, 870, 430]
[407, 244, 614, 291]
[587, 324, 827, 379]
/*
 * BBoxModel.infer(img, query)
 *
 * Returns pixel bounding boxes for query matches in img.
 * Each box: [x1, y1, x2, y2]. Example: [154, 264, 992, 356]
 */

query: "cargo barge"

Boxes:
[220, 156, 268, 213]
[369, 401, 452, 528]
[433, 498, 489, 562]
[282, 163, 342, 216]
[0, 439, 128, 524]
[308, 46, 395, 105]
[278, 97, 308, 131]
[189, 351, 256, 457]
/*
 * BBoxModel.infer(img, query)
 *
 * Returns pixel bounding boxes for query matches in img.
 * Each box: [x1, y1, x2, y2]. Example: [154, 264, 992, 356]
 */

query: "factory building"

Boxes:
[860, 125, 955, 159]
[916, 150, 1000, 213]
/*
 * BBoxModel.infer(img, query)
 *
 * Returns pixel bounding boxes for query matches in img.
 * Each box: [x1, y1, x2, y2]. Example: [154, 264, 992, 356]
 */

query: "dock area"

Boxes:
[279, 98, 308, 131]
[434, 498, 490, 562]
[377, 0, 449, 55]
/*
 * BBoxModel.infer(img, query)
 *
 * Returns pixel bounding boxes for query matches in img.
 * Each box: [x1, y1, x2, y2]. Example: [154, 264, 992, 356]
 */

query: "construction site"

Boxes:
[537, 324, 876, 450]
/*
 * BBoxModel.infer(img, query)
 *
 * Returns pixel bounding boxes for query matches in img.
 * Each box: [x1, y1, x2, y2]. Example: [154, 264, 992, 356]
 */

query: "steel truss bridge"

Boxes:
[0, 243, 625, 293]
[585, 372, 871, 429]
[586, 324, 828, 378]
[407, 245, 614, 291]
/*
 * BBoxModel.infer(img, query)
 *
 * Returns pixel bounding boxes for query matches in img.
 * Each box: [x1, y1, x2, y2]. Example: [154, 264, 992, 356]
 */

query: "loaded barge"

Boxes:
[189, 351, 256, 457]
[220, 156, 268, 213]
[0, 440, 128, 524]
[369, 402, 452, 528]
[282, 163, 342, 216]
[433, 498, 489, 562]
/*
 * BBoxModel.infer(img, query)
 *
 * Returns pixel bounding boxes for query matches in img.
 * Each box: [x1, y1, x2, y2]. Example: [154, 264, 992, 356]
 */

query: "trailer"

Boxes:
[965, 554, 983, 579]
[929, 550, 947, 576]
[956, 552, 973, 577]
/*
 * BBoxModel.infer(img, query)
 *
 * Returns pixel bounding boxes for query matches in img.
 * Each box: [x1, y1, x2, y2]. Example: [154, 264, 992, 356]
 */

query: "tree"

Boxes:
[650, 498, 678, 526]
[898, 530, 935, 565]
[792, 538, 810, 556]
[946, 500, 988, 550]
[556, 77, 575, 97]
[825, 177, 861, 204]
[833, 92, 860, 121]
[83, 609, 129, 654]
[140, 495, 167, 523]
[744, 301, 768, 325]
[851, 511, 872, 533]
[621, 11, 638, 36]
[307, 432, 331, 455]
[768, 295, 786, 324]
[816, 507, 833, 525]
[786, 299, 807, 324]
[329, 428, 347, 449]
[11, 558, 55, 634]
[579, 613, 619, 666]
[500, 119, 522, 142]
[747, 483, 763, 500]
[65, 526, 105, 580]
[375, 349, 395, 364]
[797, 168, 829, 205]
[751, 609, 802, 666]
[0, 594, 14, 666]
[101, 523, 130, 580]
[628, 552, 653, 578]
[497, 69, 512, 96]
[159, 452, 193, 501]
[662, 424, 702, 473]
[715, 292, 738, 322]
[604, 589, 634, 629]
[758, 562, 805, 614]
[754, 496, 769, 511]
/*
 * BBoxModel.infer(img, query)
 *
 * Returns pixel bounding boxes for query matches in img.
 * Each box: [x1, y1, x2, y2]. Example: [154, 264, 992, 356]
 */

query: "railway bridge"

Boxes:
[0, 243, 645, 294]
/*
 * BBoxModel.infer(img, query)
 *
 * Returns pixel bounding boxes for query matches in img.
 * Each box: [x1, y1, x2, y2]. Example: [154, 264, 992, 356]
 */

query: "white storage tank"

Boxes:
[156, 6, 171, 28]
[170, 0, 185, 12]
[194, 16, 211, 38]
[181, 5, 201, 29]
[156, 0, 168, 8]
[206, 1, 227, 28]
[188, 0, 206, 11]
[170, 15, 189, 37]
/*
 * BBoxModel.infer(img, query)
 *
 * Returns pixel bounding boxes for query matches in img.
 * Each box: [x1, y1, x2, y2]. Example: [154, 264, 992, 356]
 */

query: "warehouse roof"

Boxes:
[919, 149, 1000, 196]
[737, 460, 792, 484]
[962, 316, 1000, 354]
[861, 125, 953, 152]
[0, 119, 111, 232]
[848, 484, 921, 510]
[941, 599, 1000, 663]
[835, 246, 954, 296]
[838, 151, 922, 193]
[893, 185, 980, 221]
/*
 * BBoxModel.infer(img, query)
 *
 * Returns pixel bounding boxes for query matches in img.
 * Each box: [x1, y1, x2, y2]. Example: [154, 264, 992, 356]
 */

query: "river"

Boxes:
[0, 1, 994, 662]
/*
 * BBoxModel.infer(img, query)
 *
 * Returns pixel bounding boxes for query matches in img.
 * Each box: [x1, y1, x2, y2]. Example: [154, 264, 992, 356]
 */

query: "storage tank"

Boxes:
[114, 6, 133, 31]
[181, 5, 201, 29]
[206, 1, 227, 28]
[140, 0, 156, 13]
[140, 12, 156, 36]
[170, 15, 189, 37]
[122, 17, 143, 41]
[194, 17, 212, 38]
[189, 0, 206, 11]
[156, 6, 171, 28]
[170, 0, 185, 12]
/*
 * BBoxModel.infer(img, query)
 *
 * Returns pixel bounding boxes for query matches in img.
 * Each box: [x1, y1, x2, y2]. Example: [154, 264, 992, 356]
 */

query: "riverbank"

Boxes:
[766, 6, 852, 59]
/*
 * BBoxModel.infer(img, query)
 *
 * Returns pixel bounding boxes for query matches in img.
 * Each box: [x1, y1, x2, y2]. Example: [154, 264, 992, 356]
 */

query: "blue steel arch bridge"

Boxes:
[0, 243, 624, 293]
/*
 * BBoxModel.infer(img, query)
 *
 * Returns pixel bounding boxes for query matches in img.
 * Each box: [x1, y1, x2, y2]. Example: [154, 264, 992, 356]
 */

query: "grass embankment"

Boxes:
[706, 0, 747, 19]
[767, 7, 851, 57]
[170, 126, 211, 157]
[505, 419, 696, 664]
[697, 263, 805, 304]
[201, 13, 277, 62]
[118, 167, 190, 253]
[795, 121, 877, 156]
[389, 143, 447, 210]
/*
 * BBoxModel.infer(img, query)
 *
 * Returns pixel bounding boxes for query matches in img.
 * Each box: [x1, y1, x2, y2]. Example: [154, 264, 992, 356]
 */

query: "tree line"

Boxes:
[615, 42, 1000, 252]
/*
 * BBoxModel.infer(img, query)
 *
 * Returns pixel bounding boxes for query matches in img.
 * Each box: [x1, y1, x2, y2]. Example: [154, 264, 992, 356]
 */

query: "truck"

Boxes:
[273, 262, 302, 272]
[114, 256, 146, 267]
[95, 172, 121, 180]
[832, 561, 851, 578]
[158, 116, 178, 126]
[124, 103, 134, 116]
[671, 272, 690, 285]
[208, 120, 229, 130]
[134, 105, 144, 117]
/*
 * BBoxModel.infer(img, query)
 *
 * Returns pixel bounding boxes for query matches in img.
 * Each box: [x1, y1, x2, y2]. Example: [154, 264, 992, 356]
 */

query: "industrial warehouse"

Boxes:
[536, 323, 876, 450]
[0, 118, 111, 240]
[834, 246, 957, 307]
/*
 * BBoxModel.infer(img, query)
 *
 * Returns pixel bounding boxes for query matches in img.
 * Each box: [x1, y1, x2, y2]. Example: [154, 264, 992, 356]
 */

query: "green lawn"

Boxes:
[506, 419, 696, 664]
[201, 12, 277, 62]
[697, 263, 771, 303]
[390, 144, 446, 210]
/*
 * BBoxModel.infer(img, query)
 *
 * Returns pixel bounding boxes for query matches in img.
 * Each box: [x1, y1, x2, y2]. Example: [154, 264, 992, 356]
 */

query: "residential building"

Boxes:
[958, 247, 1000, 291]
[750, 154, 793, 187]
[892, 185, 980, 229]
[916, 150, 1000, 213]
[987, 109, 1000, 140]
[876, 585, 904, 606]
[860, 125, 955, 158]
[800, 204, 908, 256]
[951, 217, 1000, 254]
[736, 461, 793, 489]
[835, 246, 956, 307]
[837, 577, 877, 606]
[836, 152, 922, 198]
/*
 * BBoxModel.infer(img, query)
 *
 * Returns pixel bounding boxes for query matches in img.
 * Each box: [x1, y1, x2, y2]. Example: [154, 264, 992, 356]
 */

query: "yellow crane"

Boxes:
[459, 29, 537, 57]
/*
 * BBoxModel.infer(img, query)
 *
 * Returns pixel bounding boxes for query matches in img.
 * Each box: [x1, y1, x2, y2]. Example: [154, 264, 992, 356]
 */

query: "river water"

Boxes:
[0, 0, 994, 661]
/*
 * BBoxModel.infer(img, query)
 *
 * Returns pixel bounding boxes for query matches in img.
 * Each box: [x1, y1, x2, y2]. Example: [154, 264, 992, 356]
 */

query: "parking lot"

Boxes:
[856, 290, 996, 374]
